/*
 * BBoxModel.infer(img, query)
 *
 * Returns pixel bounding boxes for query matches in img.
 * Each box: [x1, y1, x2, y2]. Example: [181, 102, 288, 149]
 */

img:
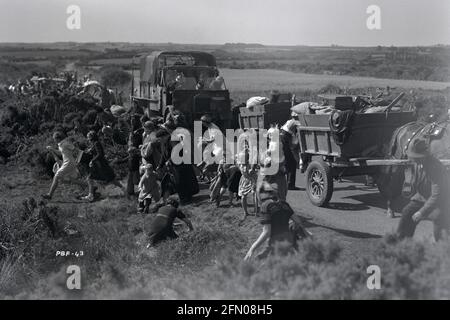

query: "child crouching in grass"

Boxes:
[138, 164, 161, 214]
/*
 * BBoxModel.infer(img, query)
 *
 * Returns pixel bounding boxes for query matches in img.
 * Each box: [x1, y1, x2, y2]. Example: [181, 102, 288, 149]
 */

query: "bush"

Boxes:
[100, 66, 132, 88]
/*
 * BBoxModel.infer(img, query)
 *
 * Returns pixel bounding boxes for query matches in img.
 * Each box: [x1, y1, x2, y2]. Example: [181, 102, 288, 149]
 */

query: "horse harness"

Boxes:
[392, 120, 448, 158]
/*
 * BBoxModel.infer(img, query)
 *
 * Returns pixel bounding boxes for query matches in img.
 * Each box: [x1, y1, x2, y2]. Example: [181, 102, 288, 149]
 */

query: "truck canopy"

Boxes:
[140, 51, 217, 85]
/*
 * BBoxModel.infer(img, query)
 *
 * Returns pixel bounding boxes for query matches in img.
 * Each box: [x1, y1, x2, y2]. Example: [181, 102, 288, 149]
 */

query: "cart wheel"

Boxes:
[305, 160, 333, 207]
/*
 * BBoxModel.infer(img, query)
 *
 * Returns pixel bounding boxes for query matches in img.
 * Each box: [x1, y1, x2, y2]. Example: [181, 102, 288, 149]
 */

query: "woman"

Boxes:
[138, 164, 161, 214]
[126, 115, 143, 197]
[140, 120, 160, 170]
[257, 126, 288, 202]
[147, 196, 194, 247]
[238, 159, 258, 219]
[211, 159, 240, 207]
[159, 119, 199, 205]
[82, 131, 124, 202]
[42, 131, 84, 200]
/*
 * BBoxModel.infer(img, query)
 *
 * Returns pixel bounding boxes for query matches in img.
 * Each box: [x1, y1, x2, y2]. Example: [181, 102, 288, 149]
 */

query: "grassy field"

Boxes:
[0, 50, 91, 58]
[221, 68, 450, 93]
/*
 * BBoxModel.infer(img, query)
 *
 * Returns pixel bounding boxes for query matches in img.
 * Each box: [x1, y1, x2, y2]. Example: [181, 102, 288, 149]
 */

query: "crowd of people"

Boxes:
[6, 72, 447, 258]
[34, 80, 314, 254]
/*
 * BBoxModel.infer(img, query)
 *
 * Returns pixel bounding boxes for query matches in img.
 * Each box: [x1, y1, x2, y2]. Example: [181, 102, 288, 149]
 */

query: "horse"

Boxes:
[375, 118, 450, 217]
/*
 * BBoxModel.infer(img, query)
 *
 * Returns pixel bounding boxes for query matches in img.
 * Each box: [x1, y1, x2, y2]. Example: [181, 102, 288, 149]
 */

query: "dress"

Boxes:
[226, 165, 241, 194]
[138, 171, 161, 203]
[53, 139, 79, 181]
[238, 164, 257, 197]
[86, 141, 116, 182]
[160, 126, 199, 203]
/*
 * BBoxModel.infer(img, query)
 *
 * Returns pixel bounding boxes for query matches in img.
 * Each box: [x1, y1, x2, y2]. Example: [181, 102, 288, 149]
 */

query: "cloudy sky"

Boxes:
[0, 0, 449, 45]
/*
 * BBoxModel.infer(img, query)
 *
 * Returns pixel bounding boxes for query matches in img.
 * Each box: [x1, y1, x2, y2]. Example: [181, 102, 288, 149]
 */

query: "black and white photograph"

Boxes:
[0, 0, 450, 304]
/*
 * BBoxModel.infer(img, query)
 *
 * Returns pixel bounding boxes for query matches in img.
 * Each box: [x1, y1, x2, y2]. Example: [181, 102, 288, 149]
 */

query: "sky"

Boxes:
[0, 0, 449, 46]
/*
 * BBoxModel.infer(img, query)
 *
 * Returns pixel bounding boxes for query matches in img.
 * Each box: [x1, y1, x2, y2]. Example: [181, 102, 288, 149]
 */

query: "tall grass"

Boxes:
[2, 196, 449, 300]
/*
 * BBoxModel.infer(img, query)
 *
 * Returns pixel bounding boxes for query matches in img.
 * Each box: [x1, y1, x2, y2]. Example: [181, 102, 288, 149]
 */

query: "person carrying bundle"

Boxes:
[244, 183, 311, 260]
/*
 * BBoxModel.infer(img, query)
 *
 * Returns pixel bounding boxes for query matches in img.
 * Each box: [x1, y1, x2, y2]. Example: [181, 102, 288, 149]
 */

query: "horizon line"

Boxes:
[0, 41, 449, 48]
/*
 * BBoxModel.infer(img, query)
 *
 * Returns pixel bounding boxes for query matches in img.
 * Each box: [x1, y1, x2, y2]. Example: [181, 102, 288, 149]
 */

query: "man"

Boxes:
[245, 183, 310, 260]
[280, 116, 301, 190]
[209, 76, 225, 90]
[42, 132, 83, 200]
[397, 139, 450, 241]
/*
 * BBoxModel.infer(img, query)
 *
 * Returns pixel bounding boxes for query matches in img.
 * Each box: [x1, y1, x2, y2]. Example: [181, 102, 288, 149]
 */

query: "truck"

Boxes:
[131, 51, 233, 130]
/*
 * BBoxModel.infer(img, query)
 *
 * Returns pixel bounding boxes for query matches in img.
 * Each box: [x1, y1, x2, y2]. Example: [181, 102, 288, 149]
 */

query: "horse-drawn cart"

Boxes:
[238, 92, 449, 207]
[297, 110, 417, 206]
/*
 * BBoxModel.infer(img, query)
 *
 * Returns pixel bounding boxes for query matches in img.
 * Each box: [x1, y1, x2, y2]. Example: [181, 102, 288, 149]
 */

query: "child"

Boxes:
[238, 152, 258, 220]
[138, 164, 161, 214]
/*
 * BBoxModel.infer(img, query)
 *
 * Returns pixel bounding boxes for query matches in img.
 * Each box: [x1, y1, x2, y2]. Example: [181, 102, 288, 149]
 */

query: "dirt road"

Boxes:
[288, 172, 435, 243]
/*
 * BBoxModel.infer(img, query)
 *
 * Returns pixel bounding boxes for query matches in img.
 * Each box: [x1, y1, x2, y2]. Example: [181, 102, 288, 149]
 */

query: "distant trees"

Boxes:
[216, 47, 450, 82]
[99, 66, 132, 88]
[0, 62, 56, 84]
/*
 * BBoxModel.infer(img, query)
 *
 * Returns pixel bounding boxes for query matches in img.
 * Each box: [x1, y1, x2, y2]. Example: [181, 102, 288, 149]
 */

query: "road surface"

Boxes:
[287, 172, 435, 242]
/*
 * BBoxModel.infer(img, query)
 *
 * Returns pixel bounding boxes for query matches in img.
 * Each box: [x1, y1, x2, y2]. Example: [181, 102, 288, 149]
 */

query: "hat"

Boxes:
[166, 195, 180, 208]
[281, 119, 298, 134]
[407, 139, 429, 159]
[101, 125, 113, 137]
[143, 121, 155, 130]
[200, 114, 212, 123]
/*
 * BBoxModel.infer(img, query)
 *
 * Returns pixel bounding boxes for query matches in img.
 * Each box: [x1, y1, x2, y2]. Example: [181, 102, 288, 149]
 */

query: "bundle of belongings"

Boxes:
[291, 102, 334, 115]
[246, 96, 269, 110]
[110, 105, 127, 117]
[291, 101, 354, 146]
[362, 105, 402, 113]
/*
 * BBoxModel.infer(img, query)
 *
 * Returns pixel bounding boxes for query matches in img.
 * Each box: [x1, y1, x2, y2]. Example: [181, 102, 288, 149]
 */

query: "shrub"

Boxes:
[100, 66, 132, 88]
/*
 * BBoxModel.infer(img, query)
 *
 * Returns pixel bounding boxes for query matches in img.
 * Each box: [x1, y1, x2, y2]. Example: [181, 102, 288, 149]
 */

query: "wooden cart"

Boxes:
[239, 102, 292, 129]
[296, 111, 418, 206]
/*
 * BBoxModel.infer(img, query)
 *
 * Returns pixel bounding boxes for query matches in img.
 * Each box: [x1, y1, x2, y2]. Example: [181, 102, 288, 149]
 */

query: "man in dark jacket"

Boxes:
[397, 139, 450, 241]
[280, 117, 300, 190]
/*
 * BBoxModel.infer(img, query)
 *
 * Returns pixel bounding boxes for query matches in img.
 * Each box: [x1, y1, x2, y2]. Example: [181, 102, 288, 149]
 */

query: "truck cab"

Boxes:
[131, 51, 232, 131]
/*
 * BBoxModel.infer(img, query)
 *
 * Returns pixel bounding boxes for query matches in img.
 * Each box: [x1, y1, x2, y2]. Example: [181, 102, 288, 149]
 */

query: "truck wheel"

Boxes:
[305, 160, 333, 207]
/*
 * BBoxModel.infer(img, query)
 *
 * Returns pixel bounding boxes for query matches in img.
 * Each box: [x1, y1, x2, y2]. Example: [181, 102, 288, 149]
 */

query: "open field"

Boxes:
[0, 49, 91, 59]
[221, 68, 450, 93]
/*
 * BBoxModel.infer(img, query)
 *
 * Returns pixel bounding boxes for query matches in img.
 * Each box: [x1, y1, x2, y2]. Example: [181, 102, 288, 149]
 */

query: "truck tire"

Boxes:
[305, 160, 333, 207]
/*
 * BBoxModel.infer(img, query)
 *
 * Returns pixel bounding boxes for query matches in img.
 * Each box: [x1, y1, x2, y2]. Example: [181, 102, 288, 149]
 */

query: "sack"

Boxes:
[246, 96, 269, 109]
[110, 105, 127, 117]
[291, 102, 318, 115]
